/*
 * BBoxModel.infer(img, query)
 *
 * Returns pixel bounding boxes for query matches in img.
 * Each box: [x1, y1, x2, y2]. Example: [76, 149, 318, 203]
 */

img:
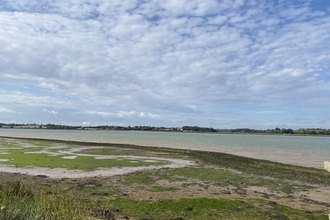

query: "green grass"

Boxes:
[20, 139, 54, 147]
[0, 137, 329, 220]
[102, 198, 327, 220]
[0, 139, 21, 149]
[0, 179, 95, 220]
[152, 152, 185, 158]
[163, 167, 314, 194]
[122, 177, 180, 193]
[186, 150, 330, 186]
[0, 137, 171, 171]
[1, 175, 327, 220]
[0, 138, 54, 149]
[123, 174, 158, 185]
[78, 147, 185, 159]
[77, 147, 121, 155]
[122, 167, 313, 194]
[149, 186, 179, 192]
[0, 153, 168, 171]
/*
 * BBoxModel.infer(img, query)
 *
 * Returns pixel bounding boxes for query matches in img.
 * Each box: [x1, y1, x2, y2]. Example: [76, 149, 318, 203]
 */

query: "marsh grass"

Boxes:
[78, 147, 147, 155]
[0, 179, 95, 220]
[123, 173, 157, 186]
[185, 150, 330, 186]
[0, 138, 171, 171]
[0, 139, 21, 148]
[0, 139, 170, 171]
[164, 167, 314, 194]
[121, 167, 313, 194]
[0, 138, 53, 150]
[78, 147, 185, 159]
[0, 152, 168, 171]
[149, 185, 179, 192]
[0, 137, 329, 219]
[153, 152, 185, 158]
[18, 139, 54, 147]
[103, 198, 326, 220]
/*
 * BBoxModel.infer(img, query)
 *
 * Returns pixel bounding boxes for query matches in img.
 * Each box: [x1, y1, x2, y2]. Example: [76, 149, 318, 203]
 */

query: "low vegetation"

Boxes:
[0, 137, 329, 219]
[0, 138, 169, 171]
[0, 179, 95, 220]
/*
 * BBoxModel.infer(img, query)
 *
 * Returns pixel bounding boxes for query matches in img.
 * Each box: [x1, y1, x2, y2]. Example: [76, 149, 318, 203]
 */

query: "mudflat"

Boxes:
[0, 137, 329, 219]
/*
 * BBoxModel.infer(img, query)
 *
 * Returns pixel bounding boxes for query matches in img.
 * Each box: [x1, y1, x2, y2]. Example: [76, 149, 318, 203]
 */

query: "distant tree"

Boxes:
[182, 126, 217, 132]
[319, 131, 326, 135]
[281, 128, 294, 134]
[310, 130, 317, 135]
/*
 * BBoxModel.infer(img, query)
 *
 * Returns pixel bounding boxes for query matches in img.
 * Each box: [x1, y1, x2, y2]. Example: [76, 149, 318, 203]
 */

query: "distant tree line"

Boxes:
[45, 124, 80, 130]
[0, 123, 330, 135]
[0, 123, 42, 129]
[82, 125, 180, 131]
[182, 126, 217, 132]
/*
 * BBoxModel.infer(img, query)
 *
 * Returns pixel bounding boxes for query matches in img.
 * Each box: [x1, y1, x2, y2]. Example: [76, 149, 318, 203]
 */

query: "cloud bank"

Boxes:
[0, 0, 330, 128]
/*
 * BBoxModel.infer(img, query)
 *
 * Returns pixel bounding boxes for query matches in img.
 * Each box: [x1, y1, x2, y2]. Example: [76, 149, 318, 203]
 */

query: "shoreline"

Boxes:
[0, 135, 326, 169]
[2, 127, 330, 137]
[1, 136, 329, 219]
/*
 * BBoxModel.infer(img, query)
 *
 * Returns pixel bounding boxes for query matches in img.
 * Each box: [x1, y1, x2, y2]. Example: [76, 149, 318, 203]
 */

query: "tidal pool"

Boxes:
[0, 137, 195, 178]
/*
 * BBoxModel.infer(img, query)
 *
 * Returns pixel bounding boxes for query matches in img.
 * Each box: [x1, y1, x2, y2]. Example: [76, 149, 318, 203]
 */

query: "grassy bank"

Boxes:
[0, 178, 95, 220]
[0, 137, 329, 219]
[185, 150, 330, 186]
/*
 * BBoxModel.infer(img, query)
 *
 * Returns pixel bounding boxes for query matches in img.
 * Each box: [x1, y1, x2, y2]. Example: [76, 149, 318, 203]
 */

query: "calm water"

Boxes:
[0, 129, 329, 169]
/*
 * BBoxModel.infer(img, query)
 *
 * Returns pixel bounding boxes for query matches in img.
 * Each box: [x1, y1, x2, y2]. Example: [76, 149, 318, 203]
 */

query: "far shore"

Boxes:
[1, 127, 330, 137]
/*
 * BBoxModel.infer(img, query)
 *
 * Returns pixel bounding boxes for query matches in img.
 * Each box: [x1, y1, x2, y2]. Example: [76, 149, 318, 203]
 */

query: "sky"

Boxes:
[0, 0, 330, 129]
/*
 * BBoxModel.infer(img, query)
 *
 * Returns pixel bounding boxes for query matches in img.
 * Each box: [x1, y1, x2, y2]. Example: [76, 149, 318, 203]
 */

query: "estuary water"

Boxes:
[0, 128, 329, 169]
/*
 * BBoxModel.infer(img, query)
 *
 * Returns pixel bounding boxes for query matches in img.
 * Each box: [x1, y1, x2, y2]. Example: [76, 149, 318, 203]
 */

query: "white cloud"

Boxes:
[255, 111, 288, 114]
[0, 107, 14, 113]
[43, 109, 58, 115]
[0, 0, 329, 128]
[0, 90, 73, 108]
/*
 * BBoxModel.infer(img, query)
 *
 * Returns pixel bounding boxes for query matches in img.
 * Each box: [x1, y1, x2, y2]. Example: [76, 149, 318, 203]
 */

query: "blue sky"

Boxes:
[0, 0, 330, 129]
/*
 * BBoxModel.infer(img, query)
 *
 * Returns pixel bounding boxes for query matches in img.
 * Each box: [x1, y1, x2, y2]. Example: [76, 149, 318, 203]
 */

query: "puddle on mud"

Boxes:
[0, 141, 195, 178]
[0, 158, 195, 178]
